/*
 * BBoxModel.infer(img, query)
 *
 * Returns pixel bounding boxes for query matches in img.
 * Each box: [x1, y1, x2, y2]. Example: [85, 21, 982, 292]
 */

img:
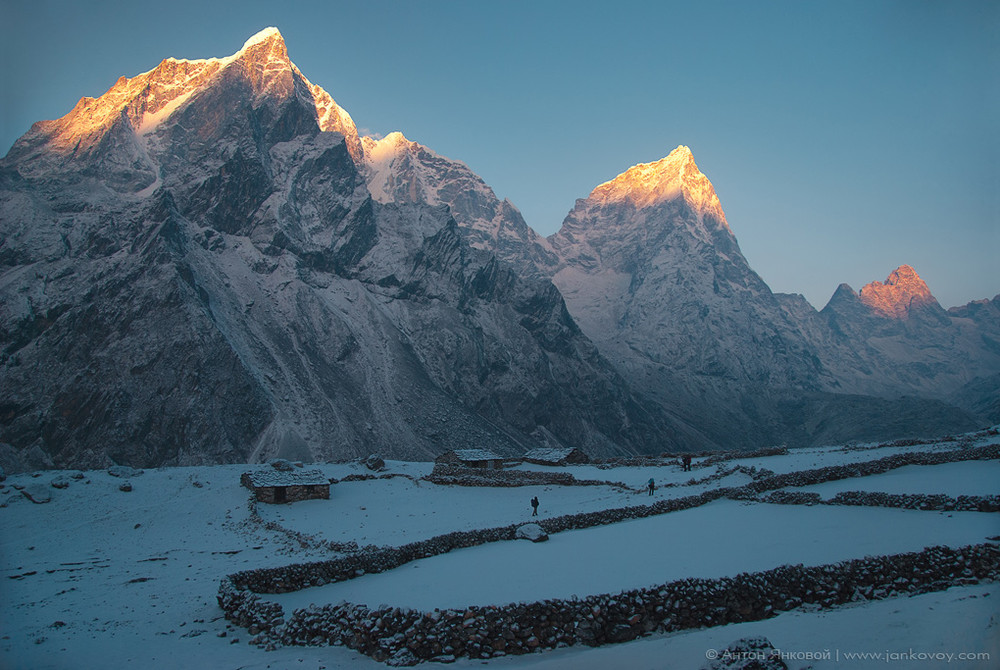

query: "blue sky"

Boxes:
[2, 0, 997, 308]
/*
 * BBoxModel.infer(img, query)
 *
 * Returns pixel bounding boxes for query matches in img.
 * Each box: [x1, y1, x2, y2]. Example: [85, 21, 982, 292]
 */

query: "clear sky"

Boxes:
[2, 0, 997, 309]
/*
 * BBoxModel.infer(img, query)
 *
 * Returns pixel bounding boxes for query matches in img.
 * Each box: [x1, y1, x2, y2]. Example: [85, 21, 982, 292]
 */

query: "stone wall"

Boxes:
[218, 440, 1000, 663]
[424, 464, 629, 489]
[220, 544, 1000, 664]
[252, 484, 330, 504]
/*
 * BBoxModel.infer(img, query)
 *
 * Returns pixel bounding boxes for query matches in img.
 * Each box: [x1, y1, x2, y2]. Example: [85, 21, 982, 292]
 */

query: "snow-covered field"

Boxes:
[2, 430, 998, 669]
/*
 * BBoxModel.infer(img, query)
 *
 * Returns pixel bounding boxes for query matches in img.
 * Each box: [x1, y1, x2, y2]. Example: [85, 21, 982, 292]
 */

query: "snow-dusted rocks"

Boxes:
[515, 523, 548, 542]
[108, 465, 144, 478]
[20, 482, 52, 503]
[702, 636, 787, 670]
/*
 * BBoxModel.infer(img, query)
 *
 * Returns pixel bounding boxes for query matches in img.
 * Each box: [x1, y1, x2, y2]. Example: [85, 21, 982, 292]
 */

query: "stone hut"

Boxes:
[522, 447, 590, 466]
[435, 449, 505, 469]
[240, 469, 330, 504]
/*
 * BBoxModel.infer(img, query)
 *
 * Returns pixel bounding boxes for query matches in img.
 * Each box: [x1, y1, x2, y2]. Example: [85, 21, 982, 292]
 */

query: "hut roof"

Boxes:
[242, 469, 329, 488]
[451, 449, 503, 462]
[523, 447, 581, 463]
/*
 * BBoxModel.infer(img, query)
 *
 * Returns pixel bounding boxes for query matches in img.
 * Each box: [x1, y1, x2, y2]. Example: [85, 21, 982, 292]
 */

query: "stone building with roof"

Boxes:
[522, 447, 590, 466]
[240, 469, 331, 504]
[434, 449, 505, 469]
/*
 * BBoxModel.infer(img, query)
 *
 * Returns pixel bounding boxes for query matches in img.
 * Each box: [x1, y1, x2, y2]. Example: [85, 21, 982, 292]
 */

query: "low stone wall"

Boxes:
[761, 490, 1000, 512]
[827, 491, 1000, 512]
[220, 544, 1000, 664]
[218, 441, 1000, 662]
[423, 464, 629, 489]
[746, 442, 1000, 494]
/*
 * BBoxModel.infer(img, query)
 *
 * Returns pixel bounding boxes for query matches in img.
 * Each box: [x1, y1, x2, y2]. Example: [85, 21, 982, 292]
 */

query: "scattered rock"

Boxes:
[21, 483, 52, 504]
[515, 523, 548, 542]
[119, 481, 133, 492]
[364, 454, 386, 472]
[269, 459, 295, 472]
[50, 475, 71, 489]
[703, 636, 787, 670]
[108, 465, 143, 478]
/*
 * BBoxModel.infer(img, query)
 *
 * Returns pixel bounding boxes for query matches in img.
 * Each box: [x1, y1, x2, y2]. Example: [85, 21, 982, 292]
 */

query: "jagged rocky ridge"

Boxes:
[1, 28, 997, 469]
[0, 29, 673, 470]
[382, 139, 999, 449]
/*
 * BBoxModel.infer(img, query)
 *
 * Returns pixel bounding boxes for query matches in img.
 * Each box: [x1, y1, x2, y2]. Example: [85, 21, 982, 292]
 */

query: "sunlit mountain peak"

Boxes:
[587, 145, 727, 226]
[859, 265, 939, 318]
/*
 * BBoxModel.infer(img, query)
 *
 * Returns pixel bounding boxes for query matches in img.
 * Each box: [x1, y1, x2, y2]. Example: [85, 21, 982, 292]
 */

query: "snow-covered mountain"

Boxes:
[0, 28, 673, 471]
[360, 131, 557, 273]
[537, 150, 995, 450]
[1, 27, 996, 470]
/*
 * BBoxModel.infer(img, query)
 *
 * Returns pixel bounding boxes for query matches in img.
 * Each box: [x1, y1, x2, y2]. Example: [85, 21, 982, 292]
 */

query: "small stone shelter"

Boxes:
[435, 448, 505, 469]
[522, 447, 590, 466]
[240, 469, 330, 504]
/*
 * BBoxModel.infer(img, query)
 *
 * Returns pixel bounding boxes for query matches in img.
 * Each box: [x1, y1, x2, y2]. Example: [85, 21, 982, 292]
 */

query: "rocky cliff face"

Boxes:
[0, 28, 673, 470]
[360, 132, 557, 274]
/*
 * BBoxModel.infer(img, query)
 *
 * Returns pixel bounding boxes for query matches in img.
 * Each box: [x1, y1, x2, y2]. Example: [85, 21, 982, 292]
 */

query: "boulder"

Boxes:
[515, 523, 548, 542]
[364, 454, 386, 472]
[21, 483, 52, 504]
[703, 636, 788, 670]
[108, 465, 144, 478]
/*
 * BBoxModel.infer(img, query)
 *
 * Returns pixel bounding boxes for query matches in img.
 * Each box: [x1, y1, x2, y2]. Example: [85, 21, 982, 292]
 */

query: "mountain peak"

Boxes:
[7, 27, 368, 165]
[240, 26, 284, 50]
[859, 265, 938, 318]
[586, 145, 727, 226]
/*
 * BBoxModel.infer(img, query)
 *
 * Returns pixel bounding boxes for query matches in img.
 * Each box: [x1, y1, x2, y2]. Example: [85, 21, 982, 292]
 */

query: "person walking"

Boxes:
[647, 478, 655, 496]
[682, 455, 692, 472]
[531, 496, 539, 516]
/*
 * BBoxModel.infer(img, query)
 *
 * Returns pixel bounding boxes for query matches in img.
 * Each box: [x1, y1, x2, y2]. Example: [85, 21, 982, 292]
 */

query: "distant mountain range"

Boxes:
[1, 28, 996, 471]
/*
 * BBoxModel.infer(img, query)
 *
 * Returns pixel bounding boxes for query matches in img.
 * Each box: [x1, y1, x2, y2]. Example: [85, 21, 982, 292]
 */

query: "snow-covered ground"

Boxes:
[270, 501, 998, 611]
[1, 431, 998, 669]
[784, 460, 1000, 498]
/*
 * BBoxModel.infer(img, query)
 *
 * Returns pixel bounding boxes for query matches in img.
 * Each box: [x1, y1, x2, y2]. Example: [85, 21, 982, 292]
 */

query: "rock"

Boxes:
[364, 454, 386, 472]
[21, 483, 52, 504]
[515, 523, 548, 542]
[386, 648, 419, 667]
[269, 459, 295, 472]
[108, 465, 143, 478]
[703, 636, 788, 670]
[50, 475, 71, 489]
[119, 481, 133, 492]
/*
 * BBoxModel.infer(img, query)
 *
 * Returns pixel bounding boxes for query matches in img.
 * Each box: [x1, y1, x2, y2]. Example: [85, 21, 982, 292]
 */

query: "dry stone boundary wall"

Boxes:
[219, 544, 1000, 664]
[218, 442, 1000, 663]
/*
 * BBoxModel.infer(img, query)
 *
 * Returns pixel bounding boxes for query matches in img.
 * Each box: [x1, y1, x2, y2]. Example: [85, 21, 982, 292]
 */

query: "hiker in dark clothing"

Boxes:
[531, 496, 539, 516]
[647, 478, 655, 496]
[682, 455, 692, 472]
